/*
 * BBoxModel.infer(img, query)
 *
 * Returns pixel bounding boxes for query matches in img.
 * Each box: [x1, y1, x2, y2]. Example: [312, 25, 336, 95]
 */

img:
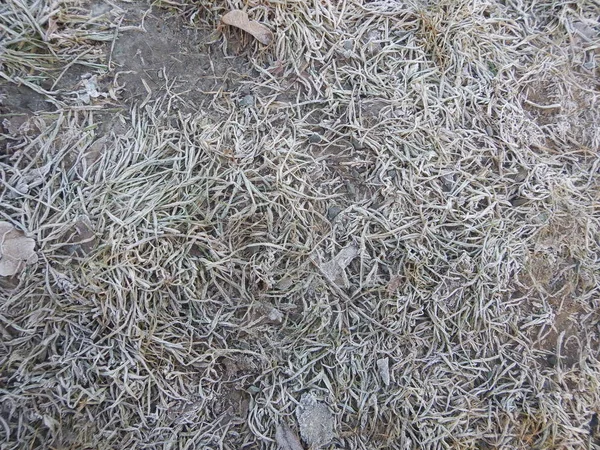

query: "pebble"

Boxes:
[327, 205, 343, 221]
[239, 94, 254, 107]
[308, 133, 322, 144]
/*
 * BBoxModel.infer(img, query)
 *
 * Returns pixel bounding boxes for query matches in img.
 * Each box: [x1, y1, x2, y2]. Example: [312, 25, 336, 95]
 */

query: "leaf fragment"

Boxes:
[0, 222, 38, 277]
[377, 357, 390, 386]
[275, 422, 304, 450]
[295, 393, 334, 448]
[221, 10, 273, 45]
[319, 244, 359, 288]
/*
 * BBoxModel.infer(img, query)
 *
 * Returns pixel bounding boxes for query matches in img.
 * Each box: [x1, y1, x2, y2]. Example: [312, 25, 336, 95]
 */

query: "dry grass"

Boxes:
[1, 0, 599, 448]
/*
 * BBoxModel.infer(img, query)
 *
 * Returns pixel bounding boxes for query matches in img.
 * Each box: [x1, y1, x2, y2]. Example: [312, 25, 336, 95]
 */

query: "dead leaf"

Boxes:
[3, 115, 33, 136]
[296, 393, 335, 448]
[79, 75, 107, 104]
[0, 222, 38, 277]
[571, 19, 597, 43]
[9, 162, 51, 198]
[69, 216, 96, 255]
[319, 244, 359, 288]
[221, 10, 273, 45]
[84, 136, 107, 171]
[377, 357, 390, 386]
[386, 274, 403, 295]
[275, 422, 304, 450]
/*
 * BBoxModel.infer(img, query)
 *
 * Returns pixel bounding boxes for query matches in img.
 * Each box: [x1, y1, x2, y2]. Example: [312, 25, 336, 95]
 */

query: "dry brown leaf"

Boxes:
[62, 216, 96, 256]
[0, 222, 38, 277]
[386, 274, 403, 295]
[319, 244, 359, 288]
[275, 422, 304, 450]
[221, 10, 273, 45]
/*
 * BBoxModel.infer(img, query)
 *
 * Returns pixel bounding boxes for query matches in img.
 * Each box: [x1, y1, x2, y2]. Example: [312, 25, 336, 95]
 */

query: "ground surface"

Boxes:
[1, 0, 600, 449]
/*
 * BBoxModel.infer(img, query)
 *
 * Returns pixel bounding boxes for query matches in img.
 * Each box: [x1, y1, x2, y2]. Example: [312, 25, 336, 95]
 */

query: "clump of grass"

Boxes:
[0, 0, 117, 95]
[1, 0, 599, 448]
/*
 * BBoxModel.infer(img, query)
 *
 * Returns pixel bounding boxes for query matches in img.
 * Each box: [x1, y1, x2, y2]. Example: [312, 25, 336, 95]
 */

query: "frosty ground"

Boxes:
[1, 0, 599, 448]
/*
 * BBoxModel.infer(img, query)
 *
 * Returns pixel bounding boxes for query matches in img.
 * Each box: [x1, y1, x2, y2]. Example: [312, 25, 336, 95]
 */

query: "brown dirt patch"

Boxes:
[517, 212, 599, 368]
